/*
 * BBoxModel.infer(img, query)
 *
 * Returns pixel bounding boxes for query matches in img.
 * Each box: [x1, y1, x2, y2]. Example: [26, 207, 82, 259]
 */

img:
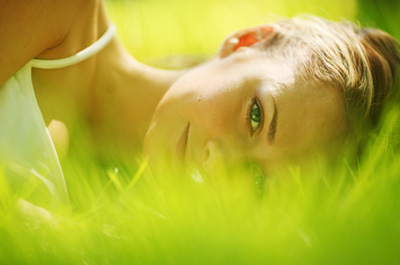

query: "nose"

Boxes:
[203, 140, 224, 174]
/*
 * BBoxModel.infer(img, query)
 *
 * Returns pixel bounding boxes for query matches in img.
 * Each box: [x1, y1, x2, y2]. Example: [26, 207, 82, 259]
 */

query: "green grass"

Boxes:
[105, 0, 357, 63]
[2, 111, 400, 264]
[1, 0, 400, 264]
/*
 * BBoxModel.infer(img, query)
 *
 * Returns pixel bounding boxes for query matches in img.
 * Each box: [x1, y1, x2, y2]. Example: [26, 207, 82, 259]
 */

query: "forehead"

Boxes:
[270, 79, 346, 161]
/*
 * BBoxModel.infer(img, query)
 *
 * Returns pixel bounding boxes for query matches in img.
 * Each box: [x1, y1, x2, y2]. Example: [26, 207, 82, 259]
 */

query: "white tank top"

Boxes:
[0, 24, 116, 209]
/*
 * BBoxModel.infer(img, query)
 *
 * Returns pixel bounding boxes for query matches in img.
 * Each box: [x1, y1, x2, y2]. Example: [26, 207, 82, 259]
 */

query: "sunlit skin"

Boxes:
[143, 46, 348, 175]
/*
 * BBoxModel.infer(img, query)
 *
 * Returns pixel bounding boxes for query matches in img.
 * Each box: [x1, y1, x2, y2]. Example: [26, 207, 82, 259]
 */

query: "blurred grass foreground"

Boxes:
[1, 0, 400, 264]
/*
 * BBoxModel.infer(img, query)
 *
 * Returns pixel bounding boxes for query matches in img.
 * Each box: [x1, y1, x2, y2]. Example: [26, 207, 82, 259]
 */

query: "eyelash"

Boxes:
[245, 97, 264, 136]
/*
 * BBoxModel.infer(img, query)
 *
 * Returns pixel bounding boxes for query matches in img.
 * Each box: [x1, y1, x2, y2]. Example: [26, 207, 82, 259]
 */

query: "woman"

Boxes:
[143, 17, 400, 176]
[0, 0, 184, 207]
[1, 1, 399, 208]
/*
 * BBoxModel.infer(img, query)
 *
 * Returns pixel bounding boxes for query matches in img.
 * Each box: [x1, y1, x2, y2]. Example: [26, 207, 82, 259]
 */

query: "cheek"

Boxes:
[192, 89, 243, 137]
[160, 80, 238, 121]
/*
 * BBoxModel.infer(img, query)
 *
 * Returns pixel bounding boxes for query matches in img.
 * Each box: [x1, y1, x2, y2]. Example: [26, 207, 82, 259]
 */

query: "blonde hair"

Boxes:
[265, 16, 400, 128]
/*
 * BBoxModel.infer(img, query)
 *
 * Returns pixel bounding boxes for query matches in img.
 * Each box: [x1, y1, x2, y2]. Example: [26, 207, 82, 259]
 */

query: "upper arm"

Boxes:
[0, 0, 81, 86]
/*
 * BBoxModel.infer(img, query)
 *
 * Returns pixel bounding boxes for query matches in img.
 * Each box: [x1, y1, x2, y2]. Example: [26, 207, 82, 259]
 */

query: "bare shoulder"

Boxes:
[47, 119, 70, 160]
[0, 0, 82, 85]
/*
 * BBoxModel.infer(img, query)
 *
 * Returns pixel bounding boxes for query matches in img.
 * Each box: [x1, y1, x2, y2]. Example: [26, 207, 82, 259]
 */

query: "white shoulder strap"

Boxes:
[30, 24, 116, 69]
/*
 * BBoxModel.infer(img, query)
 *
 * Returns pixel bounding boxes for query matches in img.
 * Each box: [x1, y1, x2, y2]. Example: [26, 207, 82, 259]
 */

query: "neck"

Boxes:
[34, 0, 185, 160]
[89, 16, 184, 158]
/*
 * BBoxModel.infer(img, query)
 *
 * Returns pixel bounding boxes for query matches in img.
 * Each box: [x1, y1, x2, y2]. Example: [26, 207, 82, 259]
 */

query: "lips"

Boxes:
[176, 123, 190, 161]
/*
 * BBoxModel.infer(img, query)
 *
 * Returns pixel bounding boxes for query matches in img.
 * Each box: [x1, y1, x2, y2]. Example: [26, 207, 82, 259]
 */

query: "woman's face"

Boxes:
[143, 47, 347, 174]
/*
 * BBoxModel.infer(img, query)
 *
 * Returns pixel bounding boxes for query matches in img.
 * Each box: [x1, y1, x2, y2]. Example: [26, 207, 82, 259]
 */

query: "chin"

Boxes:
[142, 123, 156, 159]
[142, 121, 168, 169]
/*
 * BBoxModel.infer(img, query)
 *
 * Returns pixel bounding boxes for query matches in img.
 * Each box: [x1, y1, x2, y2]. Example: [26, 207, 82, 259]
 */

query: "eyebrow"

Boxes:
[267, 95, 278, 143]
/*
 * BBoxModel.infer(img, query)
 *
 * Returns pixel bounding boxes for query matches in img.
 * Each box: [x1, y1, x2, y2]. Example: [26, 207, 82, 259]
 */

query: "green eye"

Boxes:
[248, 163, 266, 197]
[250, 100, 262, 131]
[254, 174, 265, 195]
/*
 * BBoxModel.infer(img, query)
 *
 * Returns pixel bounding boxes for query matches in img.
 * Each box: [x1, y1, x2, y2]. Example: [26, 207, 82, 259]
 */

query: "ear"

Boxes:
[218, 25, 275, 59]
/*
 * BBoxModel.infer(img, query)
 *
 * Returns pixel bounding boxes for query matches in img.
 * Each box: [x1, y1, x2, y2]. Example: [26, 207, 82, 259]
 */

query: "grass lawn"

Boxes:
[1, 0, 400, 264]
